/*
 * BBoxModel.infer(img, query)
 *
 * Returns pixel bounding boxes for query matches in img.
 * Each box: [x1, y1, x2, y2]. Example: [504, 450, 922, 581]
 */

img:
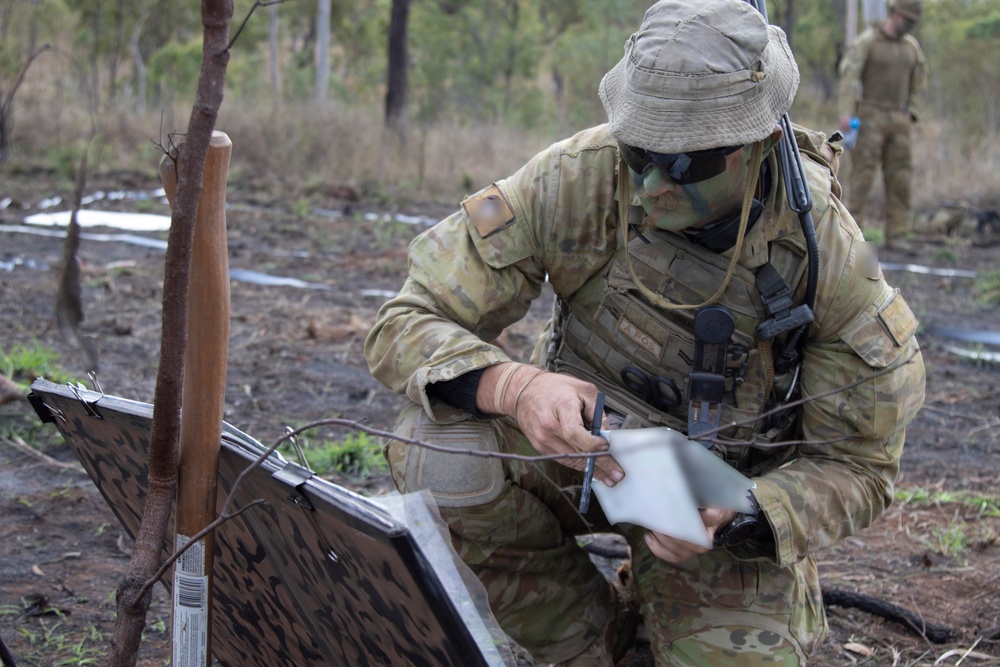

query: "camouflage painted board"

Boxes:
[27, 378, 510, 667]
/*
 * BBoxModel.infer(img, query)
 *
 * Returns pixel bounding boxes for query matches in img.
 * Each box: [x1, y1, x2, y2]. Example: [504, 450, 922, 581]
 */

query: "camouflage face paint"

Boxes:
[636, 147, 753, 232]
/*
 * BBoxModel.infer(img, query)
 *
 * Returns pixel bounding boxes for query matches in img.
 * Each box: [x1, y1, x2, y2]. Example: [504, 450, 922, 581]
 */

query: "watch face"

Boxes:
[715, 491, 760, 548]
[723, 513, 758, 546]
[716, 509, 759, 547]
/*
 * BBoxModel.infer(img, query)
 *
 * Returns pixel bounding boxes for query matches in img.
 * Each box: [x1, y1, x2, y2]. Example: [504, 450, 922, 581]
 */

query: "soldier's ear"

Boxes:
[761, 126, 783, 157]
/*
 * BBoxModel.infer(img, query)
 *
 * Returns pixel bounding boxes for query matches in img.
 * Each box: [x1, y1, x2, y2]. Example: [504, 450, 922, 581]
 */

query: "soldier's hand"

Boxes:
[839, 115, 853, 132]
[478, 363, 624, 486]
[501, 366, 624, 486]
[644, 508, 736, 563]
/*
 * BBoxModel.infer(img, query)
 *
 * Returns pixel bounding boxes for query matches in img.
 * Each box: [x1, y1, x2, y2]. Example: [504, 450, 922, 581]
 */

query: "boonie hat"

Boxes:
[890, 0, 921, 21]
[599, 0, 800, 154]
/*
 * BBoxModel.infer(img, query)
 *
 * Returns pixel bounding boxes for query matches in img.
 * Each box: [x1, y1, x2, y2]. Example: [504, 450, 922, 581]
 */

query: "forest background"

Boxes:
[2, 2, 1000, 666]
[2, 0, 1000, 212]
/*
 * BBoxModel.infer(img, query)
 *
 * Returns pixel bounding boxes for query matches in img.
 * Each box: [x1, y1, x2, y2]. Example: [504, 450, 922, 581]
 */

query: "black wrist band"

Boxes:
[714, 490, 760, 548]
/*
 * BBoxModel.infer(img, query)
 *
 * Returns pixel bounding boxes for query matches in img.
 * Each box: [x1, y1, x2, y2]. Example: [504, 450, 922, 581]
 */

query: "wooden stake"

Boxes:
[159, 131, 232, 667]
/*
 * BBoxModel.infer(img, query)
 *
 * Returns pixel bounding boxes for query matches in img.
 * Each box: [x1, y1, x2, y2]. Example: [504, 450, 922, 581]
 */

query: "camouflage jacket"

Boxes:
[365, 124, 926, 567]
[838, 21, 928, 120]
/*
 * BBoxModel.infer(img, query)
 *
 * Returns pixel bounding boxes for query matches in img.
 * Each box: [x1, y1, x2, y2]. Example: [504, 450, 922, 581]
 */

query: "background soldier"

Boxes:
[838, 0, 928, 254]
[367, 1, 926, 664]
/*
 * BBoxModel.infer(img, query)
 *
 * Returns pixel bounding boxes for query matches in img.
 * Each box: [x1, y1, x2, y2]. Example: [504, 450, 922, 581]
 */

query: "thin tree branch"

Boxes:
[227, 0, 287, 52]
[1, 45, 52, 117]
[125, 352, 919, 614]
[131, 500, 266, 606]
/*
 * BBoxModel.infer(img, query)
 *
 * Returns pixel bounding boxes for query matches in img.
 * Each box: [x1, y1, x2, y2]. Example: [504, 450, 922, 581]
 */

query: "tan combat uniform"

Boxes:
[365, 124, 925, 665]
[839, 22, 928, 242]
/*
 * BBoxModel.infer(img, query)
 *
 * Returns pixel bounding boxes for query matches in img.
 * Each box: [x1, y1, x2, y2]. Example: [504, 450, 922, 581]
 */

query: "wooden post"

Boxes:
[159, 131, 232, 667]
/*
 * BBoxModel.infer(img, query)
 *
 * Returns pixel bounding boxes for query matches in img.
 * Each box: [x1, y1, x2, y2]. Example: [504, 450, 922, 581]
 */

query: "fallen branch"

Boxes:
[0, 434, 85, 473]
[822, 587, 956, 644]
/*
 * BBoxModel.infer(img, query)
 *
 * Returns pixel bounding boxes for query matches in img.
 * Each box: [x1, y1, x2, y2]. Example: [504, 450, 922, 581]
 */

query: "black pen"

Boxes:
[579, 391, 605, 514]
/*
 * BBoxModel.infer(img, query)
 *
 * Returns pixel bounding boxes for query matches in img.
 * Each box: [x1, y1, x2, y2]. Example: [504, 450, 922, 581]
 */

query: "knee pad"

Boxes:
[387, 404, 507, 508]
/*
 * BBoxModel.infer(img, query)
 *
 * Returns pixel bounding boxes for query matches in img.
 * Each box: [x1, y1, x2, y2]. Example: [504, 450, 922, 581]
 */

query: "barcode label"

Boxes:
[173, 534, 209, 667]
[176, 573, 207, 608]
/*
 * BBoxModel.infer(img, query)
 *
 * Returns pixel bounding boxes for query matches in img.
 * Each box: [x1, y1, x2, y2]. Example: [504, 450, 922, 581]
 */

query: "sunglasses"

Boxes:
[619, 142, 744, 185]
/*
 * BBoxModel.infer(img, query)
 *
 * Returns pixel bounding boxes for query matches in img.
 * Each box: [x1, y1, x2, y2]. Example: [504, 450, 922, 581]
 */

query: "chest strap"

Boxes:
[755, 262, 814, 341]
[688, 305, 735, 447]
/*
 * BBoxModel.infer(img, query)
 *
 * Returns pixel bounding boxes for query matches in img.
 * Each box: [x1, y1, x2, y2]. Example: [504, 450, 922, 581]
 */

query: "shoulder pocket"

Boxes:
[840, 288, 918, 367]
[462, 183, 534, 269]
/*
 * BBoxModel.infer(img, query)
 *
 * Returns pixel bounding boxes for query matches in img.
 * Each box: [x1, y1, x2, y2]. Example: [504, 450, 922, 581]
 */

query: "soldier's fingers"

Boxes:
[645, 531, 710, 564]
[592, 439, 623, 485]
[699, 508, 736, 532]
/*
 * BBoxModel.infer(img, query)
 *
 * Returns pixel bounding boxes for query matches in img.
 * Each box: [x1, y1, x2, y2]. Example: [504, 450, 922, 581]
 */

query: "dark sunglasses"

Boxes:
[619, 142, 744, 185]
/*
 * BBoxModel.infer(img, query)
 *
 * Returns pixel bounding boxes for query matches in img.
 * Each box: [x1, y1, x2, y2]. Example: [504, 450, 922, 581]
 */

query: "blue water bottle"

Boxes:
[843, 116, 861, 150]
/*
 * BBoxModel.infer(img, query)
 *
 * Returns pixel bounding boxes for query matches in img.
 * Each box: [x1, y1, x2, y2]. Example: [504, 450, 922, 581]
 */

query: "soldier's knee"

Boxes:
[384, 404, 524, 558]
[385, 402, 507, 508]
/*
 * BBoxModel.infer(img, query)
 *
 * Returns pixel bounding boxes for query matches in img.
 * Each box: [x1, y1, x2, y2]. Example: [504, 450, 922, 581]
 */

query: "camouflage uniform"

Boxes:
[365, 123, 925, 665]
[838, 20, 928, 243]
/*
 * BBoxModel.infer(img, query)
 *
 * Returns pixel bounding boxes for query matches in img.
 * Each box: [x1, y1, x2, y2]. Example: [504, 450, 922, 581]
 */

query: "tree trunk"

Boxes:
[0, 46, 51, 163]
[384, 0, 410, 132]
[783, 0, 794, 49]
[315, 0, 330, 106]
[91, 0, 101, 109]
[107, 0, 126, 105]
[105, 1, 233, 665]
[269, 2, 282, 106]
[130, 11, 147, 114]
[845, 0, 858, 46]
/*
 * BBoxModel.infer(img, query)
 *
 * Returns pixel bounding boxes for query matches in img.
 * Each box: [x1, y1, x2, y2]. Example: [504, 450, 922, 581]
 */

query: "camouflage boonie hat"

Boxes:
[599, 0, 800, 154]
[890, 0, 921, 21]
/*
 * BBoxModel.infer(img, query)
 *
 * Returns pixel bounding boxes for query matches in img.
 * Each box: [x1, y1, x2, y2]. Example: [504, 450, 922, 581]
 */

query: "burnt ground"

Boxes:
[1, 168, 999, 667]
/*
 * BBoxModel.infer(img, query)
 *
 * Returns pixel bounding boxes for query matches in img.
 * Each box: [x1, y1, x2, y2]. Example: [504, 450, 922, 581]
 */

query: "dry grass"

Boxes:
[5, 73, 1000, 213]
[5, 85, 563, 207]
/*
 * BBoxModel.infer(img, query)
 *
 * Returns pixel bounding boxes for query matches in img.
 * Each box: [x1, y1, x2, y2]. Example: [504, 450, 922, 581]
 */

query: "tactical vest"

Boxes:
[542, 127, 840, 475]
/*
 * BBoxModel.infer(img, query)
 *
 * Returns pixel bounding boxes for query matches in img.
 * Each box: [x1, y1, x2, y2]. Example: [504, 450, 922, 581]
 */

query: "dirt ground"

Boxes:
[1, 167, 999, 667]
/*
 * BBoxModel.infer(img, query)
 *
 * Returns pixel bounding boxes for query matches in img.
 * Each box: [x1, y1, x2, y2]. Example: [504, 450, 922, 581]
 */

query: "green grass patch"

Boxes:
[0, 341, 75, 451]
[0, 340, 78, 386]
[287, 431, 387, 479]
[896, 487, 1000, 517]
[931, 248, 958, 264]
[0, 408, 64, 452]
[898, 488, 1000, 560]
[928, 523, 970, 558]
[371, 217, 419, 252]
[974, 269, 1000, 307]
[16, 618, 107, 666]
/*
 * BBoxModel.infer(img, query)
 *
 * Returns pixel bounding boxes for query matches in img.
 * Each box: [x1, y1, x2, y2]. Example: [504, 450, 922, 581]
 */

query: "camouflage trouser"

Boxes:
[846, 105, 915, 242]
[385, 402, 827, 665]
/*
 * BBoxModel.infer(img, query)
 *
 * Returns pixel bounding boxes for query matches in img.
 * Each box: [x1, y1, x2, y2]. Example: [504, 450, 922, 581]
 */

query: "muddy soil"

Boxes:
[1, 169, 998, 666]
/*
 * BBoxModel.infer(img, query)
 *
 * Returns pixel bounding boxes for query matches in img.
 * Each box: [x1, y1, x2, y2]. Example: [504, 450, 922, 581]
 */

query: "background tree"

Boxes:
[384, 0, 409, 132]
[268, 0, 282, 105]
[315, 0, 330, 104]
[0, 44, 50, 162]
[2, 0, 999, 201]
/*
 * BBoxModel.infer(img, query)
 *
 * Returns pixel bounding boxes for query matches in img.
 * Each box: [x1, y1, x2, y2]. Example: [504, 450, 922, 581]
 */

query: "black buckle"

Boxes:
[687, 305, 735, 446]
[755, 263, 814, 340]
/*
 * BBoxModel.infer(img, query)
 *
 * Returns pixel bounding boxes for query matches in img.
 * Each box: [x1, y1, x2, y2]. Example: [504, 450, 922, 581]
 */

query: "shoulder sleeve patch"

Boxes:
[462, 184, 515, 238]
[860, 242, 882, 281]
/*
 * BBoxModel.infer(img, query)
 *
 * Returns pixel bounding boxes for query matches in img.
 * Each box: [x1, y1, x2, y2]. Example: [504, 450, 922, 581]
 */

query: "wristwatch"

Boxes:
[713, 491, 760, 548]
